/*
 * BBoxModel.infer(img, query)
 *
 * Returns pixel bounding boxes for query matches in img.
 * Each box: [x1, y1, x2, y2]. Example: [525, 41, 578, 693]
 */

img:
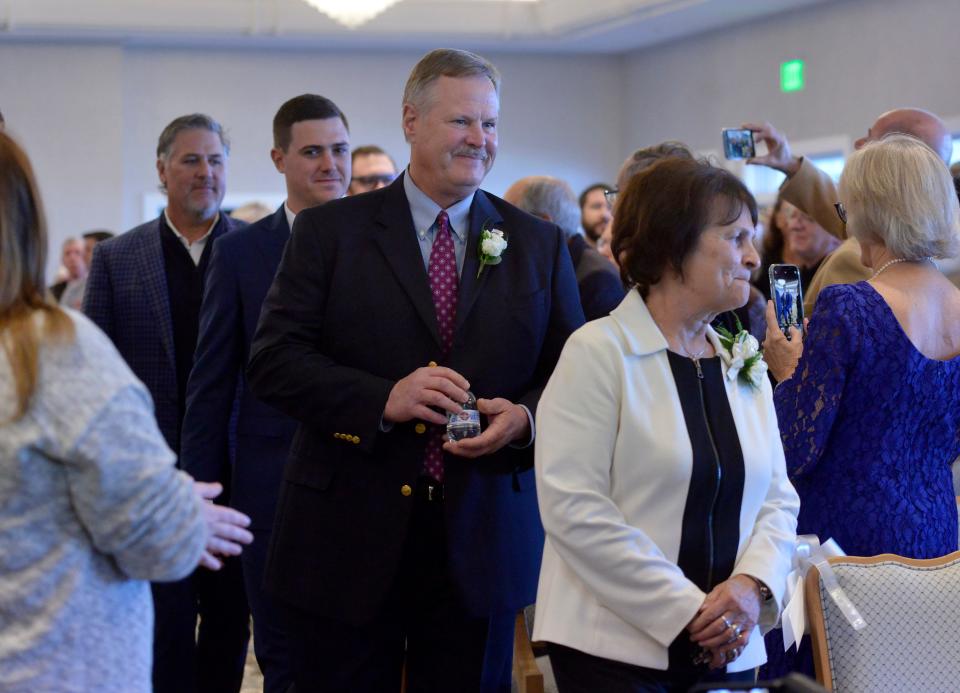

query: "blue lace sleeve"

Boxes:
[773, 284, 860, 478]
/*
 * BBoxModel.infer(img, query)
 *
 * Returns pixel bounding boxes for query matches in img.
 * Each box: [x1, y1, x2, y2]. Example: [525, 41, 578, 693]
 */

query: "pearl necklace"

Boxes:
[870, 257, 930, 279]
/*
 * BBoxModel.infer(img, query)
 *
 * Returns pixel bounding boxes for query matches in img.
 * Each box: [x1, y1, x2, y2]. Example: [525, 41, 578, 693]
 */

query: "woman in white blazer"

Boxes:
[534, 157, 799, 692]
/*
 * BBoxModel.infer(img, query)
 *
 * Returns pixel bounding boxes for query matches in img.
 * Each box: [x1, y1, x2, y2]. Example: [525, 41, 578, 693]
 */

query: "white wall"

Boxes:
[4, 0, 959, 280]
[2, 44, 623, 279]
[0, 43, 126, 268]
[621, 0, 960, 158]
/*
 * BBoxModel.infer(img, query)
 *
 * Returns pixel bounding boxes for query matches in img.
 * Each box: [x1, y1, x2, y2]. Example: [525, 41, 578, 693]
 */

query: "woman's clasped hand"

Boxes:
[688, 575, 762, 668]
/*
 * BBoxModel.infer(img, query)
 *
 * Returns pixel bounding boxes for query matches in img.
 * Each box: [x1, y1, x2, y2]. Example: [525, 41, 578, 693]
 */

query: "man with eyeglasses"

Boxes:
[349, 144, 398, 194]
[506, 175, 624, 321]
[745, 109, 954, 314]
[578, 183, 612, 246]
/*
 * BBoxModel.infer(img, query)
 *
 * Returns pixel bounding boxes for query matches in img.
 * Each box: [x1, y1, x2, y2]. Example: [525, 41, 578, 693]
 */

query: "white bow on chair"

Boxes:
[781, 534, 867, 651]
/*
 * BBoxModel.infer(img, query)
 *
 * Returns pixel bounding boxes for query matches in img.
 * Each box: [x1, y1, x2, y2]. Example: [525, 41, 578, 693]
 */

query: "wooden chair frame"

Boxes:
[804, 550, 960, 691]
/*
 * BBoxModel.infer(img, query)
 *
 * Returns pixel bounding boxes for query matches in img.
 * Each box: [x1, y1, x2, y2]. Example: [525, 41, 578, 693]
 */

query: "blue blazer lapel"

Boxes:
[253, 207, 290, 277]
[454, 190, 504, 333]
[373, 176, 443, 349]
[136, 221, 176, 372]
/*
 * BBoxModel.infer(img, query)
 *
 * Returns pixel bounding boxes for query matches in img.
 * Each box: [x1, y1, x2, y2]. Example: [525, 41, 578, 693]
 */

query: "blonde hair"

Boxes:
[402, 48, 500, 113]
[839, 133, 960, 260]
[0, 132, 74, 420]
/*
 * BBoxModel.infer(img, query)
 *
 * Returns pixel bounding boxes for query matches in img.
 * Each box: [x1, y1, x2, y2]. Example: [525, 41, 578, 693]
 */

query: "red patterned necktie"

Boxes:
[423, 211, 459, 482]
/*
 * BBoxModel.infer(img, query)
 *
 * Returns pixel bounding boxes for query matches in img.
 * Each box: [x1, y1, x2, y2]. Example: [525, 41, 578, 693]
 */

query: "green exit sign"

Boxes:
[781, 59, 805, 92]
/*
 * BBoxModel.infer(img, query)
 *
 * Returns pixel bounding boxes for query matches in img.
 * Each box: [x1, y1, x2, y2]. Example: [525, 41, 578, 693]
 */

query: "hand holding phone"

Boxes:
[768, 263, 804, 335]
[722, 128, 756, 160]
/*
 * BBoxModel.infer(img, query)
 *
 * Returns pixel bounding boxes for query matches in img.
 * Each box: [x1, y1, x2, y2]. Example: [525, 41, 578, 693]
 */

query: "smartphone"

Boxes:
[769, 263, 804, 335]
[722, 128, 756, 160]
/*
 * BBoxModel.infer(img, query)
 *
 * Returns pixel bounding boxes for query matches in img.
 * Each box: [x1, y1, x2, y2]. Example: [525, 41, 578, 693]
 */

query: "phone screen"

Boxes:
[722, 128, 755, 159]
[769, 264, 804, 333]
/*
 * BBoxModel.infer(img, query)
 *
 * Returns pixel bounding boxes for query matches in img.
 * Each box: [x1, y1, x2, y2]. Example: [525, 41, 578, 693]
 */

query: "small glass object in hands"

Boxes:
[447, 391, 481, 441]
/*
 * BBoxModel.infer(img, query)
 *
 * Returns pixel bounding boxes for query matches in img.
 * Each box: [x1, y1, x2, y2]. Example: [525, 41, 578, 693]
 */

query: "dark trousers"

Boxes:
[151, 556, 251, 693]
[547, 642, 756, 693]
[243, 527, 293, 693]
[282, 478, 504, 693]
[481, 611, 516, 693]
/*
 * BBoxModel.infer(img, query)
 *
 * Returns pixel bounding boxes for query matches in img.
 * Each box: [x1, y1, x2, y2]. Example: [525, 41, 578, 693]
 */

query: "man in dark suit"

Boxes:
[247, 49, 585, 692]
[505, 175, 625, 321]
[180, 94, 351, 693]
[83, 113, 249, 693]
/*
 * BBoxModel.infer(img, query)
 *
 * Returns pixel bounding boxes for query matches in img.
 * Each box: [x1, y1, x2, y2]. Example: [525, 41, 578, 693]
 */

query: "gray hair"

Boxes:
[616, 141, 695, 191]
[512, 176, 581, 240]
[403, 48, 500, 112]
[839, 133, 960, 260]
[156, 113, 230, 161]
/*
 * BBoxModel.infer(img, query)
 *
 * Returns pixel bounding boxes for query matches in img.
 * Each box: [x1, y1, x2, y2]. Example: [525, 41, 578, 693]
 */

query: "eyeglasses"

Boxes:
[351, 173, 397, 189]
[834, 202, 847, 225]
[603, 188, 618, 205]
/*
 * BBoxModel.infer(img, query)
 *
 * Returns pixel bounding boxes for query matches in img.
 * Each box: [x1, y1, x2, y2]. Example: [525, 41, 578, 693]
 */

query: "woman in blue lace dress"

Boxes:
[761, 133, 960, 678]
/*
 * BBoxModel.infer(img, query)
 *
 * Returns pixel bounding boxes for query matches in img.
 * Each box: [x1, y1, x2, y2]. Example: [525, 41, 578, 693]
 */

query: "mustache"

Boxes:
[452, 147, 488, 160]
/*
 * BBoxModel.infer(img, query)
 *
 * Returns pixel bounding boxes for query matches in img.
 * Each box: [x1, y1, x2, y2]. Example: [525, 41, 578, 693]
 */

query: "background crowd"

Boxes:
[2, 42, 960, 693]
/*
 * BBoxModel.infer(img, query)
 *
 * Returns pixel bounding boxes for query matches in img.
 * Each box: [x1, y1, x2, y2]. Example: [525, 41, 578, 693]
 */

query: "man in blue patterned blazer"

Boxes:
[83, 113, 249, 693]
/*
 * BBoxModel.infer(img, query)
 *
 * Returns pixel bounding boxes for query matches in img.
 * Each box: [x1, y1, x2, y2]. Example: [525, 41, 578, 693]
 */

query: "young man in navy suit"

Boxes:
[180, 94, 351, 693]
[248, 49, 585, 692]
[83, 114, 250, 693]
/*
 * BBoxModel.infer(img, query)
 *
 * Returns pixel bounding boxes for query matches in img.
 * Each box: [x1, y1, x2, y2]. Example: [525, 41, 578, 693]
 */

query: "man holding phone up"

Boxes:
[742, 109, 953, 315]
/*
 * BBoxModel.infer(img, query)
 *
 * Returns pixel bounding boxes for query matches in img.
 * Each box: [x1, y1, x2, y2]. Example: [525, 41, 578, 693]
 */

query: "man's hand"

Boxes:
[762, 300, 807, 382]
[384, 366, 470, 426]
[194, 481, 253, 571]
[443, 397, 529, 459]
[743, 121, 801, 176]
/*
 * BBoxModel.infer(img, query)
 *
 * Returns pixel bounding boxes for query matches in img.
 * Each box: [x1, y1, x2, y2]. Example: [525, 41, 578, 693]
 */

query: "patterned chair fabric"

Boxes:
[811, 553, 960, 692]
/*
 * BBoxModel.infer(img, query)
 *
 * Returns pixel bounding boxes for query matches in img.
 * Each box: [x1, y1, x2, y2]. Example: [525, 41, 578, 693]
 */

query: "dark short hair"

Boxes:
[351, 144, 395, 169]
[612, 157, 758, 296]
[157, 114, 228, 159]
[82, 229, 115, 243]
[578, 183, 610, 210]
[273, 94, 349, 151]
[0, 108, 5, 125]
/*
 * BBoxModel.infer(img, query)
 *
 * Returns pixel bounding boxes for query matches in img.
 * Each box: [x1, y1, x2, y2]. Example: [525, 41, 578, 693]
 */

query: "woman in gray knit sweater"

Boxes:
[0, 132, 253, 691]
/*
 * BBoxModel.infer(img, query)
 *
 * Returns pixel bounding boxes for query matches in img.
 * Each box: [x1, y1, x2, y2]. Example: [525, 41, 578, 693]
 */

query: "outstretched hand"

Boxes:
[194, 481, 253, 571]
[443, 397, 530, 459]
[742, 121, 801, 176]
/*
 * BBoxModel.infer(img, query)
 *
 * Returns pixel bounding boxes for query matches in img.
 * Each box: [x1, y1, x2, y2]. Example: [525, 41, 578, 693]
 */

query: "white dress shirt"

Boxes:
[163, 210, 217, 265]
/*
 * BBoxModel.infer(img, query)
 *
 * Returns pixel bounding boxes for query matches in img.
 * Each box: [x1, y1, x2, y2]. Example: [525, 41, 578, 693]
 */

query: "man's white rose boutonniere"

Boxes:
[477, 223, 508, 279]
[715, 314, 768, 390]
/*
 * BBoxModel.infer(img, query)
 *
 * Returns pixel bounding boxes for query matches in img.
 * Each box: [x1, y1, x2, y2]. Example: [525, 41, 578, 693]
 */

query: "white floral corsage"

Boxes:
[477, 222, 507, 278]
[715, 314, 768, 390]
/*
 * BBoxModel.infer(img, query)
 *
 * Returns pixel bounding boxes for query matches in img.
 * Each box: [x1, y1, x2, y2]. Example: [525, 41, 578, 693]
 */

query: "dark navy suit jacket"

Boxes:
[83, 214, 241, 453]
[247, 176, 585, 624]
[567, 233, 626, 321]
[180, 207, 297, 530]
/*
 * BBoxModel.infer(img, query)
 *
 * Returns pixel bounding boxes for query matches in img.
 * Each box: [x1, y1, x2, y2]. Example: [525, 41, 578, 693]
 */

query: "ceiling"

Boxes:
[0, 0, 838, 54]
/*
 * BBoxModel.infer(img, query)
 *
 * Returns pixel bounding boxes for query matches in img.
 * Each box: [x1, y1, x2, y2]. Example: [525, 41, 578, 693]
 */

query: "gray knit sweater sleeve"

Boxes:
[64, 381, 207, 581]
[0, 310, 207, 582]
